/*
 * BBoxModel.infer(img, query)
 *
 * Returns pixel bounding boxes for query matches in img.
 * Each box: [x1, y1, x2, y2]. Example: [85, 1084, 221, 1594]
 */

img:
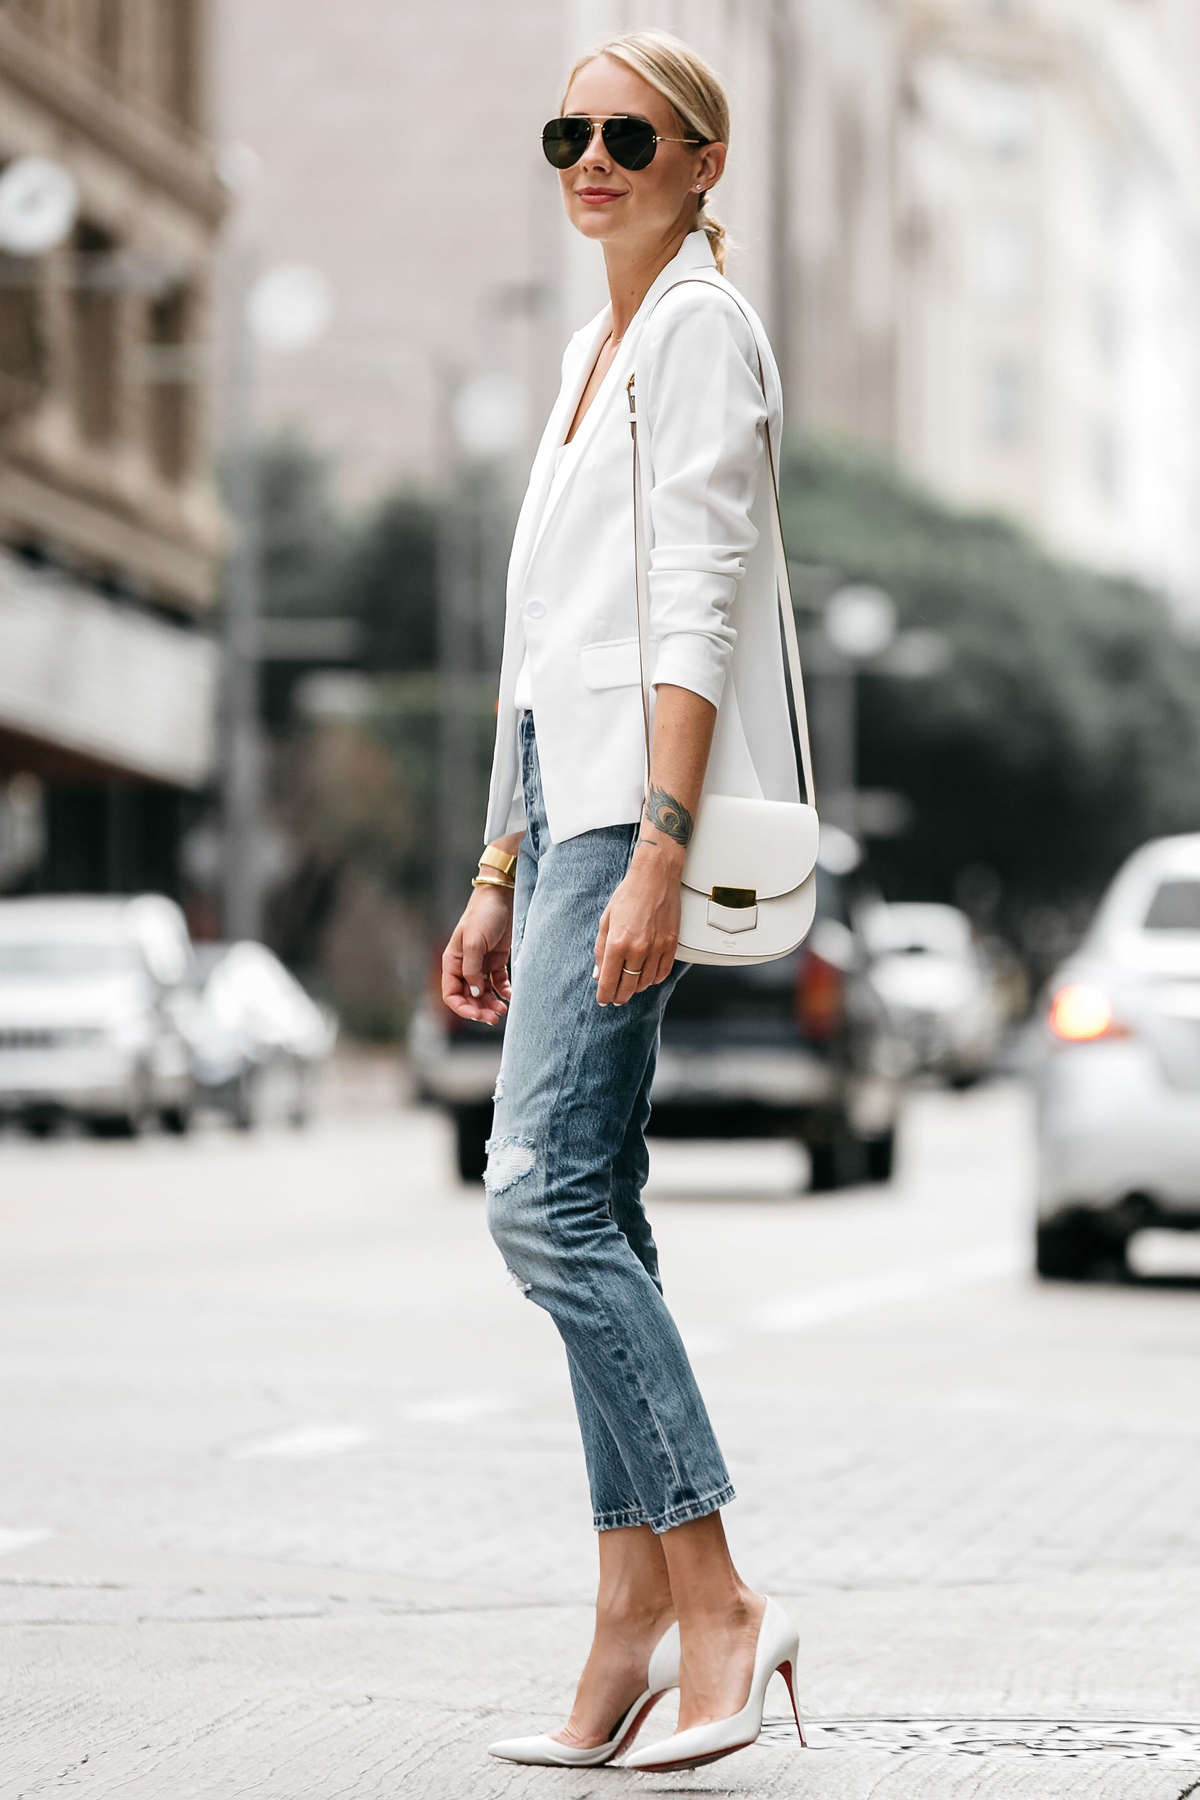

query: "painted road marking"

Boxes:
[0, 1527, 52, 1557]
[746, 1242, 1027, 1337]
[231, 1423, 376, 1459]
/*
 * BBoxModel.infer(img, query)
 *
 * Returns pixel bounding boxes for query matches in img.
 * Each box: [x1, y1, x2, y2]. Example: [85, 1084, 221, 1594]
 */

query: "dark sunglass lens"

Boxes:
[603, 116, 657, 170]
[542, 117, 590, 169]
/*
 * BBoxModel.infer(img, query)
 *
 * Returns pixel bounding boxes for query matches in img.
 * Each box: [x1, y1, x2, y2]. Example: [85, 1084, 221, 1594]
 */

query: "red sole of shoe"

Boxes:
[633, 1659, 810, 1771]
[631, 1740, 757, 1773]
[611, 1691, 664, 1761]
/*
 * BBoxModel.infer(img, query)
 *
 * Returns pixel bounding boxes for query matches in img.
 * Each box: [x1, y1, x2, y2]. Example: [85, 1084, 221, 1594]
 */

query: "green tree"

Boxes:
[255, 432, 348, 618]
[340, 495, 439, 673]
[780, 438, 1200, 941]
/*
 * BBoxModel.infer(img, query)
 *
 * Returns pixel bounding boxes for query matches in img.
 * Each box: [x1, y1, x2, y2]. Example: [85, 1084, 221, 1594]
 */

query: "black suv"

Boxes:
[410, 860, 904, 1190]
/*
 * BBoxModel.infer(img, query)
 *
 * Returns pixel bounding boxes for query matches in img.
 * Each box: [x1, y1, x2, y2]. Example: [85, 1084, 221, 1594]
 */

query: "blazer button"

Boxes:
[526, 601, 546, 619]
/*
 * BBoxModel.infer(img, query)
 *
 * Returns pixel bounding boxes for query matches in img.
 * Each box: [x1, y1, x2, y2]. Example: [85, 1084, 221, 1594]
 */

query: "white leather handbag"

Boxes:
[629, 278, 820, 968]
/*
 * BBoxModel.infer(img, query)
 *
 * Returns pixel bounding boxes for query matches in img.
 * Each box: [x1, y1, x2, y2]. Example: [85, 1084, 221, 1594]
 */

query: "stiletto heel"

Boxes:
[777, 1657, 807, 1747]
[487, 1622, 680, 1766]
[622, 1598, 806, 1771]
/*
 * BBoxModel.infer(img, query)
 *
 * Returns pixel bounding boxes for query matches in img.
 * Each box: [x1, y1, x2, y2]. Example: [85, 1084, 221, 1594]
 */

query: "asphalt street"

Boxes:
[3, 1064, 1200, 1799]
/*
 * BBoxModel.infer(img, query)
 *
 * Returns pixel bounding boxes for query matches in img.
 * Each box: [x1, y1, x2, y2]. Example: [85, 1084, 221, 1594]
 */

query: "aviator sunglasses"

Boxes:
[542, 113, 708, 173]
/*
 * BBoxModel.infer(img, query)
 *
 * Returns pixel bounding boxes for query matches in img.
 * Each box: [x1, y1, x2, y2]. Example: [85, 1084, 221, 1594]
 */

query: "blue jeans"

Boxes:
[485, 714, 734, 1534]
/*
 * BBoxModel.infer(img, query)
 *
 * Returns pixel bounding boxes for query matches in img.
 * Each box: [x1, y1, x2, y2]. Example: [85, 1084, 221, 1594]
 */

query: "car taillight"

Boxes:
[795, 950, 844, 1041]
[1048, 982, 1129, 1043]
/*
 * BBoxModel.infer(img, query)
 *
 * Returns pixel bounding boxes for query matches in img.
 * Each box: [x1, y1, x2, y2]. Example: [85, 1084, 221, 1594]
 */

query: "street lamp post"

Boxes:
[220, 250, 264, 941]
[814, 584, 950, 840]
[219, 252, 333, 941]
[437, 370, 527, 931]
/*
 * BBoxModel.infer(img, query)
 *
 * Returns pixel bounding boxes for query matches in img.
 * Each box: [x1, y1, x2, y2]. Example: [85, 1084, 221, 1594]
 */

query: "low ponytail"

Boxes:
[696, 195, 728, 275]
[561, 30, 732, 273]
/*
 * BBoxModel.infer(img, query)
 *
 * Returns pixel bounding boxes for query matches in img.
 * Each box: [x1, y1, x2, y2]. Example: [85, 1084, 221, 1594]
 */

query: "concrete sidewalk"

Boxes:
[6, 1531, 1200, 1796]
[3, 1084, 1200, 1796]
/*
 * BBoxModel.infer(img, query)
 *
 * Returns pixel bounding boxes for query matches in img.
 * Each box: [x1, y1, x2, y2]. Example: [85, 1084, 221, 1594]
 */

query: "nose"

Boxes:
[579, 120, 613, 171]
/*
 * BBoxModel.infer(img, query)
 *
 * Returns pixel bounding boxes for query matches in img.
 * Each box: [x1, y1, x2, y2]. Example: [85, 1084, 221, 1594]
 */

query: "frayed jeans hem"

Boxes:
[593, 1482, 735, 1536]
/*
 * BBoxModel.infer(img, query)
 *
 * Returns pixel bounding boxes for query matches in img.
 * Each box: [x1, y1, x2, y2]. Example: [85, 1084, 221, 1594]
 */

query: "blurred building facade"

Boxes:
[216, 0, 1200, 614]
[831, 0, 1200, 613]
[0, 1, 223, 898]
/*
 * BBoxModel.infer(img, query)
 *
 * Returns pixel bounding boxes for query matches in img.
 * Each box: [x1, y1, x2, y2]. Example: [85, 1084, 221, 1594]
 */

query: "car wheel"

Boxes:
[453, 1103, 493, 1184]
[231, 1070, 259, 1132]
[23, 1109, 57, 1139]
[865, 1128, 896, 1184]
[160, 1105, 192, 1136]
[807, 1133, 866, 1192]
[1036, 1210, 1128, 1282]
[288, 1064, 311, 1130]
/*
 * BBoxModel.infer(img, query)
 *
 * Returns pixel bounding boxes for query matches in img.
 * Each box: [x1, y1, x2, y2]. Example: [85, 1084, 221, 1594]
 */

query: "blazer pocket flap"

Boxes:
[580, 637, 642, 690]
[682, 794, 820, 901]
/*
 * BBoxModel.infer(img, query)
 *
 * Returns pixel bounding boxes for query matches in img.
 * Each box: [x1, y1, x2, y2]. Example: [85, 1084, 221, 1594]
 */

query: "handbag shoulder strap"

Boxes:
[627, 275, 815, 809]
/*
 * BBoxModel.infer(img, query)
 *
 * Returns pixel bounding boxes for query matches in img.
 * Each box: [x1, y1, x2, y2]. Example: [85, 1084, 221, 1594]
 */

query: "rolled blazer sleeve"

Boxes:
[641, 290, 767, 709]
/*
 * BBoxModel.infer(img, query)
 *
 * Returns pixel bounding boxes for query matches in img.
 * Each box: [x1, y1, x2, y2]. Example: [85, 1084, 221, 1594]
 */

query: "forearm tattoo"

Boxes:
[645, 784, 694, 848]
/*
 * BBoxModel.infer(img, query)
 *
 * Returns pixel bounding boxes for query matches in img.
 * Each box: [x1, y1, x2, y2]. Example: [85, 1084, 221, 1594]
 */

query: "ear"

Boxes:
[693, 140, 727, 196]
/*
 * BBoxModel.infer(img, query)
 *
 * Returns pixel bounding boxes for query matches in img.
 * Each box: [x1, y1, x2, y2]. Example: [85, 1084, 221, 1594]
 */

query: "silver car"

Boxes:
[0, 895, 194, 1136]
[860, 902, 1007, 1087]
[183, 941, 337, 1129]
[1035, 834, 1200, 1278]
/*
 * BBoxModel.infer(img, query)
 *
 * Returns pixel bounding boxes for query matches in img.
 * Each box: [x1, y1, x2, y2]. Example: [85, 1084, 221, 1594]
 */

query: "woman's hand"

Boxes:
[594, 838, 685, 1005]
[442, 885, 514, 1026]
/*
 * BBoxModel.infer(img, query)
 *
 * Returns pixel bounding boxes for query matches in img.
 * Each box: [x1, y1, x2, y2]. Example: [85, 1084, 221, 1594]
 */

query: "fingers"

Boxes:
[486, 960, 512, 1003]
[650, 944, 676, 988]
[596, 933, 652, 1006]
[595, 926, 632, 1006]
[593, 906, 610, 981]
[460, 926, 486, 996]
[442, 930, 509, 1027]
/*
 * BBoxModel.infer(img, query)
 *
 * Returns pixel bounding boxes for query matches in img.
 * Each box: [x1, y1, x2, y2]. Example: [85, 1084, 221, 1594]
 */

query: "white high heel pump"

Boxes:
[621, 1598, 805, 1772]
[487, 1621, 680, 1767]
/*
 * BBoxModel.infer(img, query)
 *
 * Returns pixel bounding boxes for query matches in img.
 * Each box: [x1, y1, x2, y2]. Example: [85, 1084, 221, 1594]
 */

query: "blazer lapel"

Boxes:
[507, 311, 610, 602]
[519, 233, 719, 582]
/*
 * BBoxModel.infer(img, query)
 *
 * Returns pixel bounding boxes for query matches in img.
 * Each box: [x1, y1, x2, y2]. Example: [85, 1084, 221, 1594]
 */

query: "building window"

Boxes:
[72, 222, 119, 448]
[12, 1, 49, 32]
[153, 0, 200, 129]
[981, 358, 1026, 444]
[147, 287, 192, 484]
[973, 213, 1035, 307]
[0, 255, 44, 419]
[973, 77, 1036, 159]
[87, 0, 124, 80]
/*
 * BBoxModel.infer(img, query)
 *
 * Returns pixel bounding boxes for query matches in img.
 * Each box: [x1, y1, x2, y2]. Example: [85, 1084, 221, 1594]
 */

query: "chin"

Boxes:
[568, 206, 628, 243]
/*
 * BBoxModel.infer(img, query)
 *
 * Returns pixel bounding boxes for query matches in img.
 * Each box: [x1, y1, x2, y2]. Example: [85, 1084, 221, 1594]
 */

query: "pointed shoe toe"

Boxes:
[487, 1731, 621, 1767]
[621, 1598, 806, 1773]
[488, 1620, 681, 1766]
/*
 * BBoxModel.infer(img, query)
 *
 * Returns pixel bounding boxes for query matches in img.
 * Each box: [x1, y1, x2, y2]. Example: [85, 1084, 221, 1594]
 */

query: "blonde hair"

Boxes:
[561, 30, 731, 273]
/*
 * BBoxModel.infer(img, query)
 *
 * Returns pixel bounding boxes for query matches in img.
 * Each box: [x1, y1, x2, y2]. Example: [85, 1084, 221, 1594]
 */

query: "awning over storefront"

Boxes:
[0, 552, 219, 788]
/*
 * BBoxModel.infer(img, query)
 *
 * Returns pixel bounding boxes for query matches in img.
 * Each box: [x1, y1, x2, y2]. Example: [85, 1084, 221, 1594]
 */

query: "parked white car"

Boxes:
[0, 895, 194, 1136]
[860, 902, 1006, 1086]
[1035, 834, 1200, 1279]
[183, 941, 336, 1129]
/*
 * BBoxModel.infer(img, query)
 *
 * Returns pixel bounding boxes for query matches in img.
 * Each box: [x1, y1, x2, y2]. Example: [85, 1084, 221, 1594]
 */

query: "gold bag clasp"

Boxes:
[710, 886, 757, 910]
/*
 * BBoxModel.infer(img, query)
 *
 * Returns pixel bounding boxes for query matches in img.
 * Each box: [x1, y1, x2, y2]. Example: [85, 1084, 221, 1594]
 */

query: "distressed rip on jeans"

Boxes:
[484, 1136, 536, 1196]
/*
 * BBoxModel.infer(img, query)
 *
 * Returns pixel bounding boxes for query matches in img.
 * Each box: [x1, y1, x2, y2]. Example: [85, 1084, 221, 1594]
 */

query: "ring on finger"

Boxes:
[621, 965, 643, 977]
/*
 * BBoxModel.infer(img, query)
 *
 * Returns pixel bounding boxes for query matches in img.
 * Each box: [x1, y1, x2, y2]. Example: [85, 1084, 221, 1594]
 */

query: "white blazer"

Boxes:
[483, 230, 799, 846]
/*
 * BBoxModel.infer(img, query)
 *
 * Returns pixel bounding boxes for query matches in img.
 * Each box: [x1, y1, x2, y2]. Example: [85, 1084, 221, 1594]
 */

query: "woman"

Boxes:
[441, 29, 805, 1774]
